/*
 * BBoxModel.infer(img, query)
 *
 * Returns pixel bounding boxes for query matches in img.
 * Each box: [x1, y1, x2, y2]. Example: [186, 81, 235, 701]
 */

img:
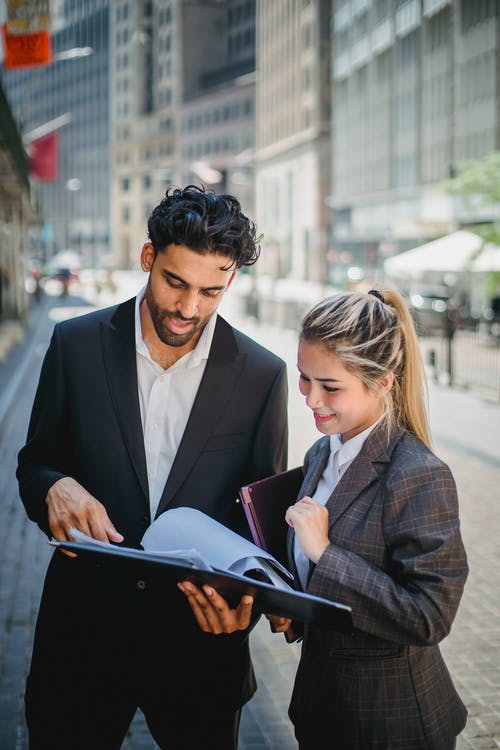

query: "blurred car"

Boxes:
[408, 290, 453, 336]
[42, 266, 80, 296]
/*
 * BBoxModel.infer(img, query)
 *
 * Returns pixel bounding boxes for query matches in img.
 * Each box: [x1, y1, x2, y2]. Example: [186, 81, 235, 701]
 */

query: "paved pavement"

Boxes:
[0, 277, 499, 749]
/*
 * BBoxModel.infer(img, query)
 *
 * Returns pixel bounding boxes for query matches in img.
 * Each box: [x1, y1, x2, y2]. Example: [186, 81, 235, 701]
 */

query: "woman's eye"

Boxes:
[324, 386, 338, 393]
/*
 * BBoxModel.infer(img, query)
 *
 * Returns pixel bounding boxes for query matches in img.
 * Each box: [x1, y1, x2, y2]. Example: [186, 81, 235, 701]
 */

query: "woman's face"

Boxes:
[297, 339, 390, 442]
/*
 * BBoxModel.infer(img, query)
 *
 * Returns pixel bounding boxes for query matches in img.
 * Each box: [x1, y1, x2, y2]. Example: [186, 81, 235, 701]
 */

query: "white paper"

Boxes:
[141, 507, 293, 580]
[64, 528, 213, 570]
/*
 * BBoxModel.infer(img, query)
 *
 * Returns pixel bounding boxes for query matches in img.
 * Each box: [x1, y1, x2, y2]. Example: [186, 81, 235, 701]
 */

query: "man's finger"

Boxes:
[178, 583, 222, 633]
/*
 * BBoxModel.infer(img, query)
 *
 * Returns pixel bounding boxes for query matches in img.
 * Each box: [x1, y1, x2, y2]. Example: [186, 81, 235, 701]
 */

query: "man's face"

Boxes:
[140, 242, 236, 349]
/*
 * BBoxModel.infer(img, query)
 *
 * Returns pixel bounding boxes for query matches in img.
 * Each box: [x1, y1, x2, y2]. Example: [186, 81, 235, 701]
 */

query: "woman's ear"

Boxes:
[380, 371, 394, 393]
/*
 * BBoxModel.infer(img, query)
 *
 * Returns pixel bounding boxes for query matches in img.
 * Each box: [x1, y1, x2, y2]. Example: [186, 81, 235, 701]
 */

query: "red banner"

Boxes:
[29, 131, 58, 182]
[1, 23, 52, 68]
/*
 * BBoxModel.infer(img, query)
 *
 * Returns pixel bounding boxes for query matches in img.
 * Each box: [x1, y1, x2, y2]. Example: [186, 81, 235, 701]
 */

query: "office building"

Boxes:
[1, 0, 110, 267]
[254, 0, 332, 284]
[329, 0, 500, 283]
[112, 0, 256, 268]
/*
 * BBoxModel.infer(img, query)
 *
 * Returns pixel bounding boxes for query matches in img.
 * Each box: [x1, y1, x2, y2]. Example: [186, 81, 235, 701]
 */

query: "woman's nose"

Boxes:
[305, 383, 323, 410]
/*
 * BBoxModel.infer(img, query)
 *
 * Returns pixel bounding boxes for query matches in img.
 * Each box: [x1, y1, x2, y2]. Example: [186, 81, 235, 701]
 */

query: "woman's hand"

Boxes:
[177, 581, 253, 634]
[285, 496, 330, 564]
[265, 614, 292, 633]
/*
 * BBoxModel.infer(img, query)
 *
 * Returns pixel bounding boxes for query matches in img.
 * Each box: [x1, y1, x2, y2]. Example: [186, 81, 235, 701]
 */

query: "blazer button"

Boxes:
[136, 579, 146, 590]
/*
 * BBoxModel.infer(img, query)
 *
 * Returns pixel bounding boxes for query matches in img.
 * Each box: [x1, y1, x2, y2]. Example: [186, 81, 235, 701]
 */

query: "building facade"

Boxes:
[329, 0, 500, 286]
[254, 0, 332, 285]
[0, 81, 40, 329]
[111, 0, 256, 268]
[1, 0, 110, 268]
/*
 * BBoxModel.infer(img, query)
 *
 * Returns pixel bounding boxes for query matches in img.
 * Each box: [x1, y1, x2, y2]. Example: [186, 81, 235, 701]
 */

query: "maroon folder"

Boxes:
[239, 466, 305, 642]
[239, 466, 304, 569]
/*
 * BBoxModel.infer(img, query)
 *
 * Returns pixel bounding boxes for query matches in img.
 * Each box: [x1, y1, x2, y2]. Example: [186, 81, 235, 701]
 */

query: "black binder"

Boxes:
[53, 537, 353, 633]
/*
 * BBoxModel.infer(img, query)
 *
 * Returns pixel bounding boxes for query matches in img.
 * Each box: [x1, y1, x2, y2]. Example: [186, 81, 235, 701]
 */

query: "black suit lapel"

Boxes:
[101, 298, 149, 502]
[155, 316, 245, 517]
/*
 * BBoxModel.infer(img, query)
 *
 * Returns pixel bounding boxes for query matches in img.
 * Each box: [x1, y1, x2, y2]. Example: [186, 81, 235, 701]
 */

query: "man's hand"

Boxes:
[285, 496, 330, 564]
[177, 581, 253, 634]
[46, 477, 124, 555]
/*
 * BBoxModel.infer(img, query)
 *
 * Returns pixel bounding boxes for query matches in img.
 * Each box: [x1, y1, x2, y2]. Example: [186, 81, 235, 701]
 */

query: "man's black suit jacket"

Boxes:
[17, 297, 288, 710]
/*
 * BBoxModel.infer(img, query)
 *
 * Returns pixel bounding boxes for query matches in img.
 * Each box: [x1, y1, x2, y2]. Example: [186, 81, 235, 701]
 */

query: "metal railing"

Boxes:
[421, 319, 500, 402]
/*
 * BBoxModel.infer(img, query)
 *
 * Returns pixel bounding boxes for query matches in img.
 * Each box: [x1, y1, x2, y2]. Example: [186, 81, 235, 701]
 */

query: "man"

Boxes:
[17, 186, 288, 750]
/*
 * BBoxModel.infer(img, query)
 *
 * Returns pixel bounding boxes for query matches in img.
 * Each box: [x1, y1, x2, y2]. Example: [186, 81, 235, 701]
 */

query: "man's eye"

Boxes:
[202, 289, 220, 297]
[167, 278, 183, 288]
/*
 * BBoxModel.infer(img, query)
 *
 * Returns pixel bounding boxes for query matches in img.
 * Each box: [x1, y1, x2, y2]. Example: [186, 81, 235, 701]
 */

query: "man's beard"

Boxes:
[144, 283, 205, 348]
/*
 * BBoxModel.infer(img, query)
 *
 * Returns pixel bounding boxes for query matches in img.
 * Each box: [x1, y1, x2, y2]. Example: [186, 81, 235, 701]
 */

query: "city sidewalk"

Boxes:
[0, 279, 499, 749]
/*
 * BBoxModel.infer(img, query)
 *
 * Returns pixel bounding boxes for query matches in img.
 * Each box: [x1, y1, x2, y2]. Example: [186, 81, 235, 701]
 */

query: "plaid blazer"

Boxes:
[288, 425, 468, 750]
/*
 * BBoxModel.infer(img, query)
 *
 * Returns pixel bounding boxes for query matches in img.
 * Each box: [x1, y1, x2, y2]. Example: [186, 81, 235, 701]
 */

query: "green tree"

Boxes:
[445, 151, 500, 296]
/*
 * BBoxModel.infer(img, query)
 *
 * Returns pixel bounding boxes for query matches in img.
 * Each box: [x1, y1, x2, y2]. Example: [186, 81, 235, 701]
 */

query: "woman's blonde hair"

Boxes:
[300, 287, 431, 448]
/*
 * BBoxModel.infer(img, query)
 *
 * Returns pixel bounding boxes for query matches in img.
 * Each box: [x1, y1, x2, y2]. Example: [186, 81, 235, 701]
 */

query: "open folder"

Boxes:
[51, 506, 352, 633]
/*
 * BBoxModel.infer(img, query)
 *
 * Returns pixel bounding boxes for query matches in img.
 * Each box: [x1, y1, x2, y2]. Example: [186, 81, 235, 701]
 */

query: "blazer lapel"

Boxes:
[101, 298, 149, 502]
[155, 316, 245, 517]
[287, 427, 404, 588]
[287, 437, 330, 583]
[324, 425, 404, 530]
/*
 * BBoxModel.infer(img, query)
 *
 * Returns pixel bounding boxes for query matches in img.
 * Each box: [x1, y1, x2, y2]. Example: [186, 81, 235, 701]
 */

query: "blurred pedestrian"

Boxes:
[180, 287, 468, 749]
[17, 185, 288, 750]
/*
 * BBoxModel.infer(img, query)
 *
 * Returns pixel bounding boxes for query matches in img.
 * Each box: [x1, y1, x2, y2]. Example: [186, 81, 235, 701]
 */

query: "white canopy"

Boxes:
[471, 244, 500, 272]
[383, 231, 484, 278]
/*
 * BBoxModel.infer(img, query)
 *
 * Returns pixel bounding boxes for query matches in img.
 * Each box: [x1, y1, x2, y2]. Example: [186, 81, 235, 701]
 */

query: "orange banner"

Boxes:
[1, 24, 52, 69]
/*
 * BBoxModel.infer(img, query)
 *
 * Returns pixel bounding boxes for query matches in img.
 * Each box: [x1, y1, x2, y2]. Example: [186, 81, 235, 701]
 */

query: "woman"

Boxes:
[179, 287, 468, 749]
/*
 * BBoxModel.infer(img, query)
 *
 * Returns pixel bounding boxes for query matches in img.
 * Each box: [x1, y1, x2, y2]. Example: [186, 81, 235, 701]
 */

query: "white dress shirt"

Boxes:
[294, 420, 381, 589]
[135, 286, 217, 519]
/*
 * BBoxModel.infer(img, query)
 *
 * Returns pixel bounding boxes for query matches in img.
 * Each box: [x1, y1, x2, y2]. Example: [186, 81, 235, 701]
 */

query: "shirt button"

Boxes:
[137, 579, 146, 591]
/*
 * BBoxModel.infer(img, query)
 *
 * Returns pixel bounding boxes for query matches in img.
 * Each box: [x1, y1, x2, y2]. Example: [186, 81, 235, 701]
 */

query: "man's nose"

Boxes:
[178, 289, 199, 319]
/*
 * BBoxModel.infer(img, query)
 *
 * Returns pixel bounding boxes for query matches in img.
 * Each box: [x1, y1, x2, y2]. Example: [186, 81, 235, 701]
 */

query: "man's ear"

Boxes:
[140, 243, 155, 272]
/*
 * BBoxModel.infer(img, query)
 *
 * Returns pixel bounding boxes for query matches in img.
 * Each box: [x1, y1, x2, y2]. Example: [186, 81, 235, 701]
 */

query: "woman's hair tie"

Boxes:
[368, 289, 385, 303]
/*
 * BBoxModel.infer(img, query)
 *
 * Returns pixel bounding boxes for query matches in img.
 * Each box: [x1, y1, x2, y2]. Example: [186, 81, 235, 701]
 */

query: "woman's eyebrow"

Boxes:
[298, 368, 341, 383]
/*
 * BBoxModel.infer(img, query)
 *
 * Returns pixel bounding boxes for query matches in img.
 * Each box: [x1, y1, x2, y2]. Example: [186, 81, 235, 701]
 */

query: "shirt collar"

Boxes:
[134, 284, 217, 369]
[331, 417, 382, 468]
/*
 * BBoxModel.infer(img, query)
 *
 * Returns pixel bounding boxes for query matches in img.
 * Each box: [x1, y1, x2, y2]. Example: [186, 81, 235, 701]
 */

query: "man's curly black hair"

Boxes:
[147, 185, 261, 269]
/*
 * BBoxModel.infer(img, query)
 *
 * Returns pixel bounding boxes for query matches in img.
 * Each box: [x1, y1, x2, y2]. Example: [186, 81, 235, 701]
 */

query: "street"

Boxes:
[0, 276, 499, 749]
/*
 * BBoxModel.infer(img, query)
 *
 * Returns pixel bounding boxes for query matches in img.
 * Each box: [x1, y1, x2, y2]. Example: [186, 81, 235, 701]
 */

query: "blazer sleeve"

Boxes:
[17, 324, 71, 536]
[247, 361, 288, 478]
[307, 457, 468, 647]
